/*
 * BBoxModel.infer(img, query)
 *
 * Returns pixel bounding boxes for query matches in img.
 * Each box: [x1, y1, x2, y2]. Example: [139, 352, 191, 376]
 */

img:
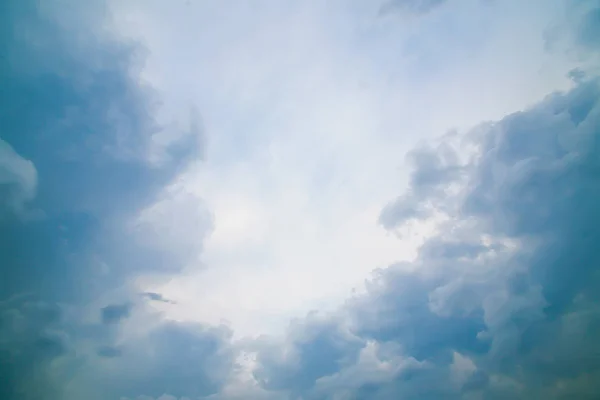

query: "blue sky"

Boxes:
[1, 0, 600, 399]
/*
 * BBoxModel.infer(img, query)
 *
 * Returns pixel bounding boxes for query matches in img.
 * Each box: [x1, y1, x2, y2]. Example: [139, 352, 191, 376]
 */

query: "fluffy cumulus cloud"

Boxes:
[2, 0, 600, 399]
[250, 77, 600, 400]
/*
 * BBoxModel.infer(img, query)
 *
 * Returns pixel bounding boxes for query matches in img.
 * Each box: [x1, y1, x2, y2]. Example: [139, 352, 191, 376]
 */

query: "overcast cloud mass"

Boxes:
[1, 0, 600, 399]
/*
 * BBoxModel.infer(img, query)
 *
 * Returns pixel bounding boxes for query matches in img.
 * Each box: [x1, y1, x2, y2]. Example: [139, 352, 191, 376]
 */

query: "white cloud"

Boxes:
[5, 0, 600, 398]
[108, 0, 578, 338]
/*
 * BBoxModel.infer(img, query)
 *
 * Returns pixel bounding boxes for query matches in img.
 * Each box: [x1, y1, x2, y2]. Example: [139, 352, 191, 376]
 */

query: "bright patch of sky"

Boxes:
[106, 0, 576, 338]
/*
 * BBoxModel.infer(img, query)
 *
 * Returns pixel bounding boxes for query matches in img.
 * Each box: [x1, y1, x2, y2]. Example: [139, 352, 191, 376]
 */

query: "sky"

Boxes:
[1, 0, 600, 399]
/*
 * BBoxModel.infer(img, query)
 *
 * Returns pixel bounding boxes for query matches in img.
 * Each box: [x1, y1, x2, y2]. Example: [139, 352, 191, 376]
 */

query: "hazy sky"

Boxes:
[2, 0, 600, 399]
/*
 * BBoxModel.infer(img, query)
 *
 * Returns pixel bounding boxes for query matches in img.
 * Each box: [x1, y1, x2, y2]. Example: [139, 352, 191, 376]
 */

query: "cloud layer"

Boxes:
[1, 0, 599, 399]
[250, 76, 600, 399]
[1, 0, 223, 398]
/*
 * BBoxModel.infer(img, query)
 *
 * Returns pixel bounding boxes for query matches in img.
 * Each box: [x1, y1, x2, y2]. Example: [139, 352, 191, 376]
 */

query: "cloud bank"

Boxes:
[1, 0, 599, 399]
[250, 76, 600, 400]
[379, 0, 448, 16]
[1, 0, 227, 398]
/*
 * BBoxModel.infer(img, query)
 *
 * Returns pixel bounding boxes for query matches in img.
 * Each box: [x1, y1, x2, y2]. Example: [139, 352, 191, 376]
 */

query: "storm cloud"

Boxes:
[251, 78, 600, 399]
[2, 0, 600, 399]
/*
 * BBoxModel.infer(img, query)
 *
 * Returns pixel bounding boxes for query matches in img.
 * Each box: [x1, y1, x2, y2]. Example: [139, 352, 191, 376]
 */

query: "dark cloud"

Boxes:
[0, 0, 224, 399]
[0, 0, 206, 304]
[3, 0, 599, 399]
[379, 193, 431, 229]
[545, 1, 600, 68]
[253, 79, 600, 399]
[101, 303, 132, 324]
[0, 296, 72, 399]
[142, 292, 177, 304]
[568, 67, 587, 83]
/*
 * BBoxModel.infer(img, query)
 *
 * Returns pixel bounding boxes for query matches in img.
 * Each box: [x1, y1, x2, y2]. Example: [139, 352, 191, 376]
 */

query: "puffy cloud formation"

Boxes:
[1, 0, 600, 399]
[0, 0, 229, 399]
[251, 78, 600, 399]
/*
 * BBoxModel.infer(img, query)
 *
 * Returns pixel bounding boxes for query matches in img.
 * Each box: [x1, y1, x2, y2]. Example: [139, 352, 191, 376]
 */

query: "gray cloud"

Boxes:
[253, 315, 364, 395]
[0, 296, 72, 399]
[545, 1, 600, 69]
[71, 322, 235, 400]
[101, 303, 132, 325]
[0, 139, 37, 218]
[379, 142, 467, 229]
[2, 0, 599, 399]
[576, 2, 600, 51]
[252, 78, 600, 399]
[0, 0, 226, 398]
[96, 345, 122, 358]
[142, 292, 177, 304]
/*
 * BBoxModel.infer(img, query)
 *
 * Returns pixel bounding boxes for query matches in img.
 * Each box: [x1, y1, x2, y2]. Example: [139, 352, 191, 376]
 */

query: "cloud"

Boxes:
[0, 0, 204, 304]
[0, 0, 227, 398]
[0, 295, 75, 399]
[71, 322, 235, 400]
[96, 345, 122, 358]
[379, 0, 447, 16]
[379, 141, 467, 229]
[101, 303, 132, 324]
[1, 0, 598, 399]
[0, 139, 37, 217]
[253, 314, 365, 395]
[250, 79, 600, 399]
[576, 2, 600, 51]
[142, 292, 176, 304]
